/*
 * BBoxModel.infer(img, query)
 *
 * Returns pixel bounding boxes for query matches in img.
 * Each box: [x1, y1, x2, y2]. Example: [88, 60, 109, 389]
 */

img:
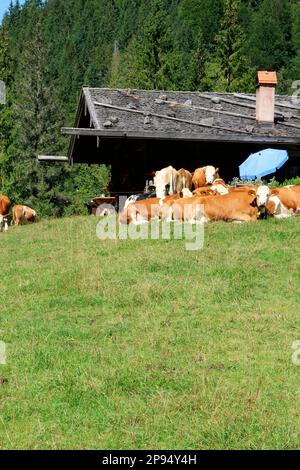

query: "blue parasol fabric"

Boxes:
[239, 149, 289, 180]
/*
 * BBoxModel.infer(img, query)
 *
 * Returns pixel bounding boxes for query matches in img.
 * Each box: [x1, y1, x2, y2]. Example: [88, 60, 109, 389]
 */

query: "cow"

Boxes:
[164, 190, 262, 224]
[0, 215, 8, 233]
[12, 205, 38, 225]
[192, 166, 220, 189]
[176, 168, 193, 193]
[119, 197, 161, 225]
[269, 187, 300, 215]
[266, 195, 294, 219]
[119, 189, 193, 225]
[0, 195, 10, 217]
[154, 166, 178, 199]
[224, 185, 296, 219]
[210, 179, 229, 195]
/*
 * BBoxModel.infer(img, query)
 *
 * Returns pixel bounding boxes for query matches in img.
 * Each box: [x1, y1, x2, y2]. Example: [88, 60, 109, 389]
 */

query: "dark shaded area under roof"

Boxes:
[60, 87, 300, 192]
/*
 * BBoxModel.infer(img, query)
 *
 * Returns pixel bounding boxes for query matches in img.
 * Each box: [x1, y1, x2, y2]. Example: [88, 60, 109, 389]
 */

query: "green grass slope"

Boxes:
[0, 216, 300, 449]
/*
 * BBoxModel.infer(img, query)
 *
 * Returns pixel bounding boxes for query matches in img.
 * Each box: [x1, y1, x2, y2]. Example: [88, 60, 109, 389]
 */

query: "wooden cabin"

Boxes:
[39, 78, 300, 195]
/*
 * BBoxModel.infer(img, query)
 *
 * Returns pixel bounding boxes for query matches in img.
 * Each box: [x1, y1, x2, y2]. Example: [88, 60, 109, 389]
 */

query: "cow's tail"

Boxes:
[170, 171, 174, 195]
[170, 170, 177, 195]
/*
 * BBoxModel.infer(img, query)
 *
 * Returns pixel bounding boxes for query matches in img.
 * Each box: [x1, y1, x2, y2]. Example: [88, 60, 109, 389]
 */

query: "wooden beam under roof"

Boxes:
[38, 155, 68, 162]
[61, 127, 300, 146]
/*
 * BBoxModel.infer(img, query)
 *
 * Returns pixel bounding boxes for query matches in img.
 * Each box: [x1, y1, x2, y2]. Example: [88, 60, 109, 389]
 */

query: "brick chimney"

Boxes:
[256, 71, 277, 127]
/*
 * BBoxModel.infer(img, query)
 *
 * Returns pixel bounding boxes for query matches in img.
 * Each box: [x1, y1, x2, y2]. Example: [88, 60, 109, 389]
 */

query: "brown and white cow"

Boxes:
[164, 190, 262, 224]
[176, 168, 193, 193]
[268, 187, 300, 216]
[266, 195, 294, 219]
[154, 166, 178, 199]
[0, 195, 10, 217]
[119, 189, 193, 225]
[0, 195, 10, 232]
[210, 179, 229, 195]
[12, 205, 38, 225]
[192, 166, 219, 189]
[118, 197, 161, 225]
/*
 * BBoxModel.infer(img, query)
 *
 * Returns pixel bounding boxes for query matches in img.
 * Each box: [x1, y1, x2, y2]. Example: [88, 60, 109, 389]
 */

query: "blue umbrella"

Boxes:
[239, 149, 289, 180]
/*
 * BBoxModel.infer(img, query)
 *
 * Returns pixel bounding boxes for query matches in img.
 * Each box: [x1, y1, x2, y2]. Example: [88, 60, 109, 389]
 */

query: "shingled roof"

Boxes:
[61, 87, 300, 163]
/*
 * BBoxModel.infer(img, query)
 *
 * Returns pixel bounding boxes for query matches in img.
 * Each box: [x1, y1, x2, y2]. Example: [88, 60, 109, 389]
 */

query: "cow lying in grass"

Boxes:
[119, 187, 270, 225]
[266, 186, 300, 218]
[162, 188, 267, 224]
[119, 189, 193, 225]
[120, 181, 300, 225]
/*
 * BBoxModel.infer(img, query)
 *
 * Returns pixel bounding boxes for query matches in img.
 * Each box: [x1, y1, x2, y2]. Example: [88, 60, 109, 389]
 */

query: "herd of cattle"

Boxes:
[1, 165, 300, 230]
[119, 165, 300, 224]
[0, 195, 38, 233]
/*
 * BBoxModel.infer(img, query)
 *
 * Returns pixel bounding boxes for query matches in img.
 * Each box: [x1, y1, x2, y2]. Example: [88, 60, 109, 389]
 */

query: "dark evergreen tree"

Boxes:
[0, 0, 298, 215]
[247, 0, 292, 70]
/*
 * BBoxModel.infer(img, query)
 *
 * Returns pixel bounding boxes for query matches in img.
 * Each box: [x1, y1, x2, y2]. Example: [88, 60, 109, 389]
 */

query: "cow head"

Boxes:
[256, 186, 271, 208]
[205, 166, 219, 185]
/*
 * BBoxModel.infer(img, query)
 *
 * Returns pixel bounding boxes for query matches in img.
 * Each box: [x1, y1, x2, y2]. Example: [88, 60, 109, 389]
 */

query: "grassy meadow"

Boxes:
[0, 216, 300, 449]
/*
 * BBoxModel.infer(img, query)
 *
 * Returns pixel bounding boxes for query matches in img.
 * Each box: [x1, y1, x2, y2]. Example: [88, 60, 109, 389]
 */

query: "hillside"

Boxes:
[1, 0, 300, 216]
[0, 216, 300, 449]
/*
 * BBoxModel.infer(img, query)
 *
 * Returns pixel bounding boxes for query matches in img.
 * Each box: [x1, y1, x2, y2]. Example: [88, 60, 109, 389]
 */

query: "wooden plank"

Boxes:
[62, 127, 126, 137]
[278, 121, 300, 130]
[38, 155, 68, 162]
[61, 127, 300, 145]
[93, 100, 250, 134]
[159, 98, 257, 121]
[234, 93, 300, 111]
[83, 88, 101, 129]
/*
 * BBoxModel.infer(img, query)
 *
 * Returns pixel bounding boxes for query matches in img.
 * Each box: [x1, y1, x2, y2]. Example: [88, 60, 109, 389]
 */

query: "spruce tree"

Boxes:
[247, 0, 292, 70]
[7, 15, 64, 211]
[215, 0, 252, 92]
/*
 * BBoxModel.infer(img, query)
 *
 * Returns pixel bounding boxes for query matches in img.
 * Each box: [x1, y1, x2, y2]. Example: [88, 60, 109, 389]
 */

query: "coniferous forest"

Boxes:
[0, 0, 300, 216]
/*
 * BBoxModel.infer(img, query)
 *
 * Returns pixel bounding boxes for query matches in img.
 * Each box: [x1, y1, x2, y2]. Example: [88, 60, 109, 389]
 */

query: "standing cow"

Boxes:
[192, 166, 220, 189]
[154, 166, 178, 198]
[176, 168, 193, 193]
[12, 205, 38, 225]
[0, 195, 10, 233]
[0, 195, 10, 216]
